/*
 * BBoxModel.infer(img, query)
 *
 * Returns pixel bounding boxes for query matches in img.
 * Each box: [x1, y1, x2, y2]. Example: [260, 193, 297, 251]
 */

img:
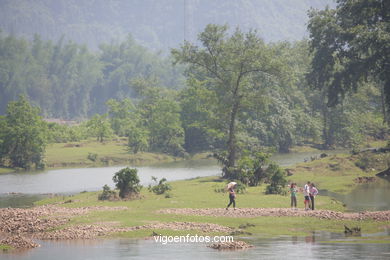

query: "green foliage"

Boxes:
[106, 98, 137, 136]
[148, 176, 172, 195]
[127, 127, 150, 154]
[112, 167, 142, 199]
[173, 24, 281, 176]
[86, 114, 113, 142]
[265, 164, 288, 195]
[307, 0, 390, 116]
[0, 96, 47, 169]
[87, 153, 98, 162]
[46, 123, 88, 143]
[98, 184, 117, 200]
[0, 32, 182, 118]
[179, 79, 224, 153]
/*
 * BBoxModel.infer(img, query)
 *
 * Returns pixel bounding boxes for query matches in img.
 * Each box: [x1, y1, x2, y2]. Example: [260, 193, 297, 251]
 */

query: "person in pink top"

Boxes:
[309, 183, 319, 210]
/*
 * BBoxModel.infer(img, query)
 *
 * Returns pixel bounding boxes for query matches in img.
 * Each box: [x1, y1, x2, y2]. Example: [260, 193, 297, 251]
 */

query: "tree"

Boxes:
[127, 126, 149, 154]
[106, 98, 137, 136]
[86, 114, 113, 142]
[179, 79, 223, 153]
[112, 167, 142, 198]
[307, 0, 390, 124]
[0, 96, 47, 169]
[172, 24, 280, 178]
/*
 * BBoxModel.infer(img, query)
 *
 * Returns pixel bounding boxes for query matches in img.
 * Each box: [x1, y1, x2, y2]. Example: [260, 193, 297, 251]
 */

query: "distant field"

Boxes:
[45, 139, 178, 168]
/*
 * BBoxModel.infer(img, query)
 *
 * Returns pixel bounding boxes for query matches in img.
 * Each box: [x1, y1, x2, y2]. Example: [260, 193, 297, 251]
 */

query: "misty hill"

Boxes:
[0, 0, 334, 50]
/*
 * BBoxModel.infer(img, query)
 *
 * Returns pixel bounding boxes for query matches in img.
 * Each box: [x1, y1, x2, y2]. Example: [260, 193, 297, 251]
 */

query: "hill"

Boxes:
[0, 0, 334, 50]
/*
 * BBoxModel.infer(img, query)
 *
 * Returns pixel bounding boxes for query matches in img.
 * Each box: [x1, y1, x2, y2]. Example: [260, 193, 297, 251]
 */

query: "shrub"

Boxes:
[87, 153, 98, 162]
[148, 176, 171, 195]
[265, 164, 287, 195]
[98, 184, 117, 200]
[112, 167, 142, 199]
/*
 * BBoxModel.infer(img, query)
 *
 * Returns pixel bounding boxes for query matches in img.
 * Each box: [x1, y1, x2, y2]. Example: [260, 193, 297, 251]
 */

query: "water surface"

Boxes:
[1, 235, 389, 260]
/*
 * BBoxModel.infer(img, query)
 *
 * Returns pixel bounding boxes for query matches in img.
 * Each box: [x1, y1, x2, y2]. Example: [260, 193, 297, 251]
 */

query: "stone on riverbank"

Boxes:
[208, 241, 253, 250]
[0, 235, 39, 249]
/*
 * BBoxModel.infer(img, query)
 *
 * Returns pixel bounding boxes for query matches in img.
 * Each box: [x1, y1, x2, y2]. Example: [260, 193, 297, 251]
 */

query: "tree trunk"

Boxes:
[322, 102, 329, 149]
[227, 100, 239, 174]
[380, 81, 388, 125]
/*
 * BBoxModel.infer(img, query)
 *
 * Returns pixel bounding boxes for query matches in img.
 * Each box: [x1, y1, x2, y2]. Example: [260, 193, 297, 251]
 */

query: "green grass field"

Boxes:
[35, 176, 389, 240]
[287, 152, 389, 193]
[44, 139, 179, 168]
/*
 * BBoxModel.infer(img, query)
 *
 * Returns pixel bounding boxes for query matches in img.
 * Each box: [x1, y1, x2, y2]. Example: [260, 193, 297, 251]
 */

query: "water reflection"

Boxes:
[1, 237, 389, 260]
[320, 178, 390, 211]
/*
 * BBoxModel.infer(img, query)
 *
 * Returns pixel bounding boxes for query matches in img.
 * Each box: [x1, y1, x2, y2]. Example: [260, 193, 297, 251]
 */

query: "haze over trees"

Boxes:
[0, 0, 334, 50]
[0, 0, 388, 183]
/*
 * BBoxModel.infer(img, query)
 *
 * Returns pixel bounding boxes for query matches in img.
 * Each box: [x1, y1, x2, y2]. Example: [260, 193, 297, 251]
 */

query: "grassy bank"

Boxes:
[0, 244, 13, 251]
[45, 139, 181, 168]
[286, 151, 390, 193]
[35, 176, 389, 240]
[0, 139, 184, 174]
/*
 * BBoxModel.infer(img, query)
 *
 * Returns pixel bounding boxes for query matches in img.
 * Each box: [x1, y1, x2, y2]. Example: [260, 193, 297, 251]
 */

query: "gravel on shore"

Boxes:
[158, 208, 390, 221]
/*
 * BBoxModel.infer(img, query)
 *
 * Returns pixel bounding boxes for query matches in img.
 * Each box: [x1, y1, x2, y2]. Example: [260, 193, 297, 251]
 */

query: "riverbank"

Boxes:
[1, 204, 389, 250]
[0, 139, 189, 174]
[286, 150, 390, 193]
[2, 174, 388, 251]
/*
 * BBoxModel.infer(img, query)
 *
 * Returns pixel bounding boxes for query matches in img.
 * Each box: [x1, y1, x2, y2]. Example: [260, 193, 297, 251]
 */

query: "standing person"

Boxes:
[226, 182, 236, 210]
[309, 183, 319, 210]
[290, 183, 298, 209]
[303, 181, 311, 210]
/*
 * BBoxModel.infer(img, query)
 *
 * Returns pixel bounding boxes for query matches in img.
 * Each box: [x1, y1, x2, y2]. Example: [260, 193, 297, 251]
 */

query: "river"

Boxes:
[0, 150, 389, 211]
[2, 232, 389, 260]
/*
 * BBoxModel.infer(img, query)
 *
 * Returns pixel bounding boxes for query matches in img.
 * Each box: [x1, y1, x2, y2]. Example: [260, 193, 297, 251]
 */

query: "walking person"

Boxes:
[226, 182, 236, 210]
[290, 183, 298, 209]
[309, 183, 319, 210]
[303, 181, 311, 210]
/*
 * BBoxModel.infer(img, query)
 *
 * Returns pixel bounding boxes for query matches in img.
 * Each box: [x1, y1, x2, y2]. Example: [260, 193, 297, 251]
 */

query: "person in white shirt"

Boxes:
[303, 181, 311, 210]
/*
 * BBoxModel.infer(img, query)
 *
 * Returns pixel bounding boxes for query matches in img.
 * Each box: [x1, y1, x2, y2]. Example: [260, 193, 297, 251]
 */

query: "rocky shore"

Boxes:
[1, 205, 389, 250]
[159, 208, 390, 221]
[0, 205, 233, 249]
[208, 241, 253, 250]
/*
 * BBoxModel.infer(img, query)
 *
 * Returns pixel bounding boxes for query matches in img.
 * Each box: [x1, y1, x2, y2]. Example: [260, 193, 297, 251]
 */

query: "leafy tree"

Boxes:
[106, 98, 137, 136]
[127, 126, 150, 154]
[307, 0, 390, 123]
[112, 167, 142, 199]
[133, 78, 185, 156]
[172, 24, 280, 177]
[86, 114, 113, 142]
[179, 79, 224, 153]
[0, 96, 47, 169]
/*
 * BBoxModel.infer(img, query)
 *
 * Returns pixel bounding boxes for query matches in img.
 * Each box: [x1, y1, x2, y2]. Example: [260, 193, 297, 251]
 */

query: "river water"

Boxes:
[2, 233, 390, 260]
[0, 151, 389, 211]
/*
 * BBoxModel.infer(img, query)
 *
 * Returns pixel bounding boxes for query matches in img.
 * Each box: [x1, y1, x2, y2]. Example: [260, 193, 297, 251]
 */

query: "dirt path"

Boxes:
[158, 208, 390, 221]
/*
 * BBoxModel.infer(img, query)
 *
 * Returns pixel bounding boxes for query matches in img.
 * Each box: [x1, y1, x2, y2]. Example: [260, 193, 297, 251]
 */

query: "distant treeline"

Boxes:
[0, 32, 185, 118]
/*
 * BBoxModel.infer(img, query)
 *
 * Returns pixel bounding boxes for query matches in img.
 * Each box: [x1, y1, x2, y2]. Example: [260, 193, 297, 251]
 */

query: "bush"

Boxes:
[98, 184, 117, 200]
[112, 167, 142, 199]
[265, 164, 287, 195]
[148, 176, 171, 195]
[87, 153, 98, 162]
